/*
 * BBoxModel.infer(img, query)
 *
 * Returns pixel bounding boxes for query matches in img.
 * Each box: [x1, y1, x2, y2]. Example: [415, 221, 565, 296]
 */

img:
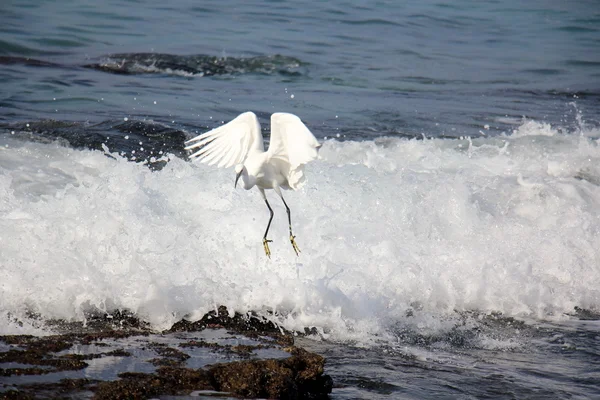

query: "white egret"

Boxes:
[185, 112, 320, 257]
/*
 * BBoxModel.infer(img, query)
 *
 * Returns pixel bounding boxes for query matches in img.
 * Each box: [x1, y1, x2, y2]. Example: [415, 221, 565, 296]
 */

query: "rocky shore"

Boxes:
[0, 307, 332, 399]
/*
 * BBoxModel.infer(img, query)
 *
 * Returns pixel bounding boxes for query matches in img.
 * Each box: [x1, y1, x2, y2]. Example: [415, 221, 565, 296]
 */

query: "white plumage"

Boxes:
[185, 111, 320, 257]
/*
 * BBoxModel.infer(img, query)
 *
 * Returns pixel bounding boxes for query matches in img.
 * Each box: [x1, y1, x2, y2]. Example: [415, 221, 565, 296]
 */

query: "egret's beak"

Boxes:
[235, 170, 242, 188]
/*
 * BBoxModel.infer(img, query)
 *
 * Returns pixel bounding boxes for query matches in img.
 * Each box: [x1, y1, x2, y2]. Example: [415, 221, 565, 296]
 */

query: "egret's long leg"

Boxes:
[276, 188, 300, 256]
[259, 189, 273, 258]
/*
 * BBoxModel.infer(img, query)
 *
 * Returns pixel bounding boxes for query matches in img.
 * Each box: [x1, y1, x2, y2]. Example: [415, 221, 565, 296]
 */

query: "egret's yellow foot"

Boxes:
[263, 238, 272, 258]
[290, 235, 300, 256]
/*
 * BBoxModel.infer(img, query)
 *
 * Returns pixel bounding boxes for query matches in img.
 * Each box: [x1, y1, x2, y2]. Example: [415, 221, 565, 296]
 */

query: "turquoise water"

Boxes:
[1, 1, 600, 399]
[1, 0, 598, 138]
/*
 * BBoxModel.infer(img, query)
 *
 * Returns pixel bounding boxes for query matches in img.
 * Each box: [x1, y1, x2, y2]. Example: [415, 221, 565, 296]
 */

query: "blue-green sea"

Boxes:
[1, 1, 599, 398]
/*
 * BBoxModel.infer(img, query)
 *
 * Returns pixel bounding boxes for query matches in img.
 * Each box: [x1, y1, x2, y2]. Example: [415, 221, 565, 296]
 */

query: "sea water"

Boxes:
[1, 0, 599, 398]
[2, 121, 600, 397]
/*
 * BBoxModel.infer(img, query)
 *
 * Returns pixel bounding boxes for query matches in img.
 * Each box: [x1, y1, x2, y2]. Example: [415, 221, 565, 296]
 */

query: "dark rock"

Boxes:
[148, 343, 190, 367]
[0, 348, 88, 376]
[210, 358, 295, 398]
[0, 306, 332, 399]
[1, 335, 73, 353]
[1, 379, 98, 399]
[208, 347, 331, 399]
[92, 349, 332, 400]
[179, 338, 270, 359]
[0, 389, 35, 399]
[169, 305, 294, 347]
[93, 368, 213, 399]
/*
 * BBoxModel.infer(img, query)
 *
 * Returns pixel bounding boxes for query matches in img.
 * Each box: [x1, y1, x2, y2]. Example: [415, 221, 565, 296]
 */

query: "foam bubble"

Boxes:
[0, 120, 599, 342]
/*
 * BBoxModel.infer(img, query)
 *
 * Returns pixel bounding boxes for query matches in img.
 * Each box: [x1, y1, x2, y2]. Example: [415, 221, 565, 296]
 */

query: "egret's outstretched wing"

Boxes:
[185, 111, 264, 168]
[267, 113, 320, 189]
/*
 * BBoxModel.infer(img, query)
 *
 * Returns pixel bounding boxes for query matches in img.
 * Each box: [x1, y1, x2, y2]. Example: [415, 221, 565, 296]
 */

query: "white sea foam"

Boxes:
[1, 120, 599, 345]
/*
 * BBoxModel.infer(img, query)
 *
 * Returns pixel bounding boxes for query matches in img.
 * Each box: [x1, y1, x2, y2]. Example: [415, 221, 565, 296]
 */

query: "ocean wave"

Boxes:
[83, 53, 305, 77]
[1, 118, 599, 345]
[0, 119, 188, 169]
[0, 52, 306, 79]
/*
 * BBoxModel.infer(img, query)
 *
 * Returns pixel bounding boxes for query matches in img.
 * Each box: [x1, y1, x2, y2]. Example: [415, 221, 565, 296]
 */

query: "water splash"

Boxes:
[1, 119, 599, 344]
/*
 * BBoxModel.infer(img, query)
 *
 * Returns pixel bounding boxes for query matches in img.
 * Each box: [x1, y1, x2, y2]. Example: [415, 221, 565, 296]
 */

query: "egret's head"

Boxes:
[234, 164, 244, 188]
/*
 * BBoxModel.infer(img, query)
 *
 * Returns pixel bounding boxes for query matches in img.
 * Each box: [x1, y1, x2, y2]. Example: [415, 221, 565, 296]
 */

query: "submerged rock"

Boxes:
[83, 53, 304, 77]
[92, 348, 331, 400]
[0, 307, 332, 399]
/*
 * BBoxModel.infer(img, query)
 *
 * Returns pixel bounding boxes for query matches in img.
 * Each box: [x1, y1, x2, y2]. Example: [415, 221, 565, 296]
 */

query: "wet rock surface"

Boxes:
[0, 307, 332, 399]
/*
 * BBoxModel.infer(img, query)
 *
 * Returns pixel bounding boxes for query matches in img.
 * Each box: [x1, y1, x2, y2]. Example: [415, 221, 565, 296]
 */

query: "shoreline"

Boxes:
[0, 306, 333, 399]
